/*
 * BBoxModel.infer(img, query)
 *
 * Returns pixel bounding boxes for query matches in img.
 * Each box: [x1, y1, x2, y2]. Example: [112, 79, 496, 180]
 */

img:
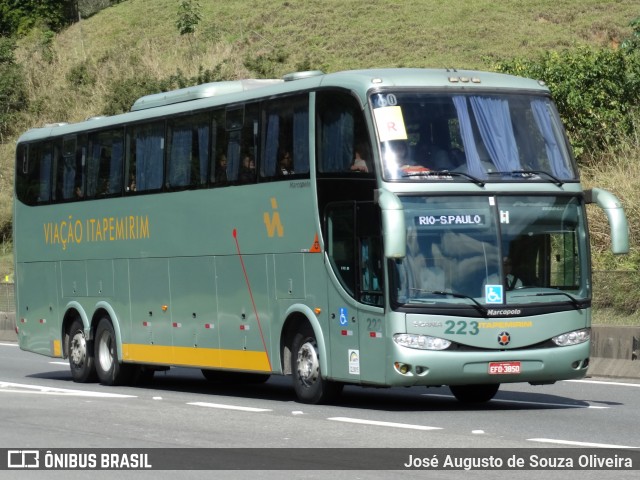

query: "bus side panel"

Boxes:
[168, 256, 220, 368]
[274, 253, 305, 300]
[16, 261, 61, 357]
[60, 260, 88, 298]
[124, 258, 172, 364]
[86, 259, 115, 297]
[215, 255, 272, 372]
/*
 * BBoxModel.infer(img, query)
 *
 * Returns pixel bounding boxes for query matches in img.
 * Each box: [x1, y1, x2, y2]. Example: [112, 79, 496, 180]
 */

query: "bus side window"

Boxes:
[223, 104, 258, 185]
[87, 129, 124, 197]
[326, 202, 356, 295]
[54, 136, 82, 201]
[167, 114, 209, 190]
[317, 91, 370, 175]
[210, 111, 227, 186]
[16, 142, 53, 205]
[127, 121, 165, 192]
[261, 94, 310, 179]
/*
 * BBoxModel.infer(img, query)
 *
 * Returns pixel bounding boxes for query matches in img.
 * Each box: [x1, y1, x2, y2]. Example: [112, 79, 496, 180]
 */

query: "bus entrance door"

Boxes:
[325, 201, 386, 384]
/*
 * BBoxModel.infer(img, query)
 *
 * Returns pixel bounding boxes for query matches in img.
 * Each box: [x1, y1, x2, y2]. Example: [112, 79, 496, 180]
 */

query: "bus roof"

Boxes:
[17, 68, 549, 143]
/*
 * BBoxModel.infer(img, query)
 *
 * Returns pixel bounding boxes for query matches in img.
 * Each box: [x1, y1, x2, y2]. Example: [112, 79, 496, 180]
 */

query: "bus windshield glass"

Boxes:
[392, 195, 589, 308]
[371, 91, 577, 182]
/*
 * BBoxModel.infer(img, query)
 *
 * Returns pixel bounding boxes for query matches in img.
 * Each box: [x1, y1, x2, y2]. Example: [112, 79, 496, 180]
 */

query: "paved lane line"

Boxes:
[0, 342, 17, 347]
[188, 401, 272, 412]
[0, 381, 135, 398]
[422, 393, 607, 409]
[328, 417, 442, 431]
[528, 438, 639, 449]
[566, 379, 640, 388]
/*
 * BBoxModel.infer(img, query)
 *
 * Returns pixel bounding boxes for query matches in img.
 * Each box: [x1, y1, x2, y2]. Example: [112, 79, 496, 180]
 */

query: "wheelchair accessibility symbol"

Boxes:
[485, 285, 503, 304]
[339, 307, 349, 326]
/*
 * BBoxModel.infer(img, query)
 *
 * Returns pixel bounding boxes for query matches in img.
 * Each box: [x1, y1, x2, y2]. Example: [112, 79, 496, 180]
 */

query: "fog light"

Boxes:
[394, 362, 411, 374]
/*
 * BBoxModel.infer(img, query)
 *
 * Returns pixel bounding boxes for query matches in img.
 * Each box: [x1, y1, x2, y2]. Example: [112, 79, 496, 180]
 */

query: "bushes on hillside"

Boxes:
[103, 65, 225, 115]
[0, 37, 28, 142]
[494, 45, 640, 160]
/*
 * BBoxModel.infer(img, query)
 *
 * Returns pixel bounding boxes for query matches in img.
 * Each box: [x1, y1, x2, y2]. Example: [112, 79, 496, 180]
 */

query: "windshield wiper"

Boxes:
[532, 291, 581, 308]
[413, 290, 488, 315]
[402, 170, 485, 187]
[487, 170, 564, 186]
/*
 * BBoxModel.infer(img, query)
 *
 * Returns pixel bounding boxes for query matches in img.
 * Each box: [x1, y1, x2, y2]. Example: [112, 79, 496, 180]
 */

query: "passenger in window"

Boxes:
[215, 154, 228, 184]
[239, 154, 256, 183]
[279, 150, 294, 175]
[128, 174, 136, 192]
[98, 179, 110, 196]
[484, 256, 523, 291]
[350, 144, 369, 173]
[74, 186, 84, 199]
[417, 140, 450, 171]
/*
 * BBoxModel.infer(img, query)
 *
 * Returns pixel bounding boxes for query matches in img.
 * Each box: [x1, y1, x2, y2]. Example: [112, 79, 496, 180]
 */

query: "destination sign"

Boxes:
[415, 214, 486, 226]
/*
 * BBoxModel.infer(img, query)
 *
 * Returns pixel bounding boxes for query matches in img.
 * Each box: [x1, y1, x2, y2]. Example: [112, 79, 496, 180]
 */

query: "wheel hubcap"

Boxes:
[297, 341, 320, 387]
[98, 333, 114, 372]
[70, 331, 86, 367]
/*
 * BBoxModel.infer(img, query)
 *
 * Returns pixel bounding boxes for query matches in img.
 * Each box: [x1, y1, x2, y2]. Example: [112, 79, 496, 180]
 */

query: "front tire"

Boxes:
[449, 384, 500, 403]
[291, 324, 342, 404]
[94, 317, 133, 386]
[68, 318, 97, 383]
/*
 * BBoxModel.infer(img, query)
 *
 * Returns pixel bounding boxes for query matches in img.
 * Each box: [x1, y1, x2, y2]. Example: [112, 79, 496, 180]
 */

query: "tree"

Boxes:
[0, 0, 75, 36]
[175, 0, 202, 37]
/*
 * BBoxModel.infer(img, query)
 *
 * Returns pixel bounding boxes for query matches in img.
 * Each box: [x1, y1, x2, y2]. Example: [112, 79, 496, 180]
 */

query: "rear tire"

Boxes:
[94, 317, 133, 386]
[291, 324, 342, 404]
[68, 318, 97, 383]
[449, 384, 500, 403]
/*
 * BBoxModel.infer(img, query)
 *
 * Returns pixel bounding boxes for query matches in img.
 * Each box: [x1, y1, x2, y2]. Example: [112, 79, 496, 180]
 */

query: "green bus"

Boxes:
[13, 68, 628, 404]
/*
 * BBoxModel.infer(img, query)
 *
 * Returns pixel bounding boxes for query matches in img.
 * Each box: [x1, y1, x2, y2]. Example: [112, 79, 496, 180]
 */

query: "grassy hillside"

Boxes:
[1, 0, 639, 321]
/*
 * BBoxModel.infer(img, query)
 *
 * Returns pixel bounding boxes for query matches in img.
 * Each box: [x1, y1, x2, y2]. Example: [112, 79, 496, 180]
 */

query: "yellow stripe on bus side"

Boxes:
[122, 344, 271, 372]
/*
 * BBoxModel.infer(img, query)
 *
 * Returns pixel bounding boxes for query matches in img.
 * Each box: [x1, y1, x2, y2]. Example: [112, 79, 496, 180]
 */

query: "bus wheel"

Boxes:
[94, 317, 132, 386]
[291, 325, 342, 404]
[68, 319, 97, 383]
[449, 384, 500, 403]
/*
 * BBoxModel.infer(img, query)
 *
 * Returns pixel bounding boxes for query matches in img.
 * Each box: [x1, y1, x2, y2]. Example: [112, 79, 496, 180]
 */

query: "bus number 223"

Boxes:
[444, 320, 479, 336]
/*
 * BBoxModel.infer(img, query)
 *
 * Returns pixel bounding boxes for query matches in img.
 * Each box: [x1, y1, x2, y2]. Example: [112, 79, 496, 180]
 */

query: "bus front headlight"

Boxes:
[552, 328, 590, 346]
[393, 333, 451, 351]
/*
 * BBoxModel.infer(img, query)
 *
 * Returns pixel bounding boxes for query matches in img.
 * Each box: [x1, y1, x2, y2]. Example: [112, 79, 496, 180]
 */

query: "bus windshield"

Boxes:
[371, 91, 577, 182]
[392, 195, 589, 308]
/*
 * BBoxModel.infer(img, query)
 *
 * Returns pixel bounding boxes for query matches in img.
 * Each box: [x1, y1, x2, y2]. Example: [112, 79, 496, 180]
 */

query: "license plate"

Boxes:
[488, 361, 521, 375]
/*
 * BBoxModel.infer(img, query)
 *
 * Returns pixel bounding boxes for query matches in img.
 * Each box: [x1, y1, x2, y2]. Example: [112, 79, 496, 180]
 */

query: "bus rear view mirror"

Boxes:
[376, 189, 406, 259]
[584, 188, 629, 255]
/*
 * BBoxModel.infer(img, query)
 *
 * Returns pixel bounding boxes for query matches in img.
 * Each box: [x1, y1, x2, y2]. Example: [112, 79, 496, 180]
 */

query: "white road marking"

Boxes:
[490, 397, 608, 409]
[528, 438, 639, 449]
[187, 401, 272, 412]
[49, 361, 69, 366]
[0, 381, 135, 398]
[566, 379, 640, 388]
[328, 417, 442, 431]
[0, 342, 17, 347]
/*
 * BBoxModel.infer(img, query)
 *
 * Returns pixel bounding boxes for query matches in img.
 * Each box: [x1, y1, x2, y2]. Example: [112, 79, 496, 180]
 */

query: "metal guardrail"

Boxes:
[0, 283, 14, 313]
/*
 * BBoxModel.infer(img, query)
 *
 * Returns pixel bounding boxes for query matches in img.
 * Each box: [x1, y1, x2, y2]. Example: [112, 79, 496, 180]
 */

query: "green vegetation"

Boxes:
[0, 0, 639, 324]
